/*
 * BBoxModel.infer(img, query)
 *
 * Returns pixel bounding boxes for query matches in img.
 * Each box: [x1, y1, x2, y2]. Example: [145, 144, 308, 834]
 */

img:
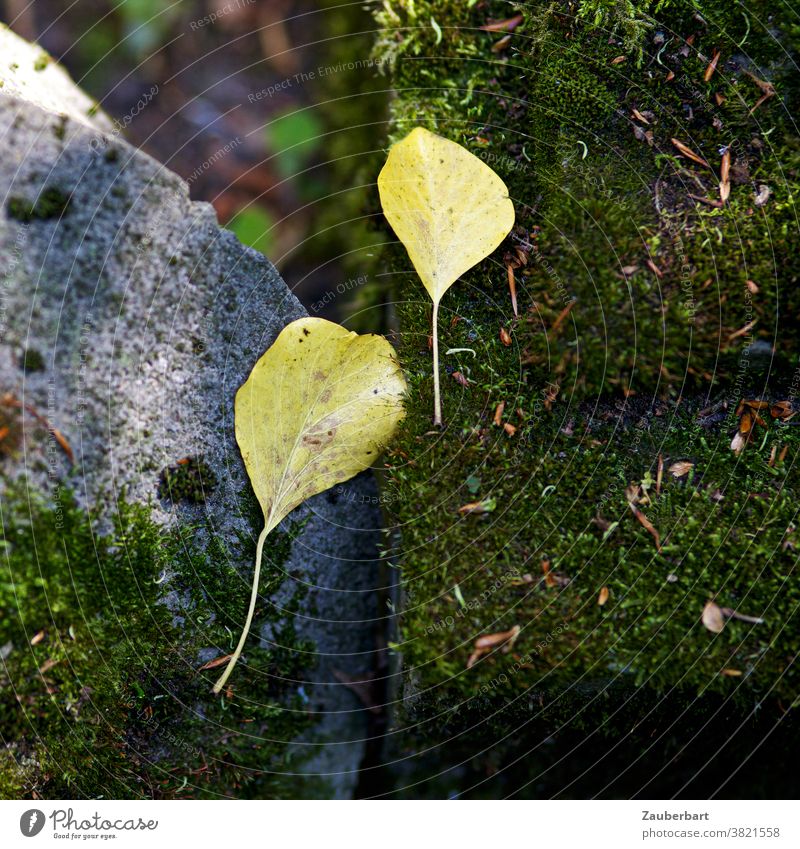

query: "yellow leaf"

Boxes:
[212, 317, 406, 692]
[378, 126, 515, 424]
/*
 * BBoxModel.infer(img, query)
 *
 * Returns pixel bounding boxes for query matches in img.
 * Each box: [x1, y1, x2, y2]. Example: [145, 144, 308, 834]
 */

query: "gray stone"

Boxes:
[0, 28, 379, 798]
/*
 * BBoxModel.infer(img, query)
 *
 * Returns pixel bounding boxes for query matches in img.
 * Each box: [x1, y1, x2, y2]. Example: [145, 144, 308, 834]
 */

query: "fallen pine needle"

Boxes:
[479, 13, 523, 32]
[199, 653, 234, 671]
[704, 49, 721, 82]
[507, 264, 518, 317]
[550, 299, 576, 336]
[672, 137, 710, 168]
[728, 319, 757, 342]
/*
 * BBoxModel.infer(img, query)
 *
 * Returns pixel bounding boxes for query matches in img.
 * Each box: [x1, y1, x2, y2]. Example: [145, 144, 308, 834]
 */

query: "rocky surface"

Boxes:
[0, 26, 379, 798]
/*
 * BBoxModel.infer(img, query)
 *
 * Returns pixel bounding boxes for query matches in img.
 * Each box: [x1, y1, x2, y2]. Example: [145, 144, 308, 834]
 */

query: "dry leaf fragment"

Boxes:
[770, 400, 794, 420]
[743, 71, 776, 114]
[611, 55, 627, 65]
[741, 399, 770, 412]
[688, 193, 723, 208]
[474, 625, 520, 651]
[719, 181, 730, 203]
[668, 460, 694, 477]
[746, 279, 759, 294]
[479, 13, 523, 32]
[702, 601, 726, 633]
[507, 264, 518, 317]
[38, 658, 59, 675]
[598, 586, 610, 606]
[452, 371, 470, 388]
[199, 653, 234, 671]
[212, 317, 406, 693]
[632, 108, 650, 125]
[503, 422, 517, 436]
[704, 49, 721, 82]
[491, 34, 512, 53]
[51, 428, 74, 465]
[754, 184, 771, 207]
[720, 149, 731, 184]
[493, 401, 505, 426]
[1, 394, 73, 464]
[550, 299, 576, 336]
[727, 319, 757, 342]
[626, 488, 661, 550]
[30, 630, 45, 646]
[467, 625, 520, 668]
[671, 138, 710, 168]
[378, 127, 514, 425]
[458, 498, 496, 515]
[646, 259, 663, 278]
[499, 326, 512, 346]
[633, 508, 661, 551]
[721, 668, 742, 677]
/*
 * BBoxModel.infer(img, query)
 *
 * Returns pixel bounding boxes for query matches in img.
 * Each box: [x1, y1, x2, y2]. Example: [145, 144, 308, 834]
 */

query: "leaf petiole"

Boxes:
[432, 298, 442, 426]
[212, 523, 270, 694]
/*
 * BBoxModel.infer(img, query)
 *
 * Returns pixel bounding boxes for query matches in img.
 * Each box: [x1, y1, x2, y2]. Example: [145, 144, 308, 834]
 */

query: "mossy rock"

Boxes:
[0, 21, 390, 799]
[0, 480, 312, 799]
[376, 0, 800, 792]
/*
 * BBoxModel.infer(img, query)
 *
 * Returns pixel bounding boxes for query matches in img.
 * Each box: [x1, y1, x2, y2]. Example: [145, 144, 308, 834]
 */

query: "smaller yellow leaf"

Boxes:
[377, 127, 514, 303]
[378, 127, 515, 424]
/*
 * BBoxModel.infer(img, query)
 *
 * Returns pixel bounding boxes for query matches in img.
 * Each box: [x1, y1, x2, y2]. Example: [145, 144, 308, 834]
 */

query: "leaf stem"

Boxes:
[212, 523, 269, 694]
[432, 298, 442, 426]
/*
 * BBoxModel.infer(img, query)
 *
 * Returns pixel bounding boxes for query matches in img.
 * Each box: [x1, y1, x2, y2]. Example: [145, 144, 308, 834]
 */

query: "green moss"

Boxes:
[375, 0, 800, 775]
[7, 187, 71, 222]
[19, 348, 45, 373]
[387, 389, 800, 697]
[33, 53, 51, 72]
[158, 456, 218, 505]
[377, 0, 800, 399]
[0, 479, 314, 799]
[52, 117, 67, 142]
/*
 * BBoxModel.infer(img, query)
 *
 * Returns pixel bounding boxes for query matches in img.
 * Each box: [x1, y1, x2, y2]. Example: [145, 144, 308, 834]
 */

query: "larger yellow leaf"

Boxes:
[378, 127, 515, 424]
[212, 317, 406, 693]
